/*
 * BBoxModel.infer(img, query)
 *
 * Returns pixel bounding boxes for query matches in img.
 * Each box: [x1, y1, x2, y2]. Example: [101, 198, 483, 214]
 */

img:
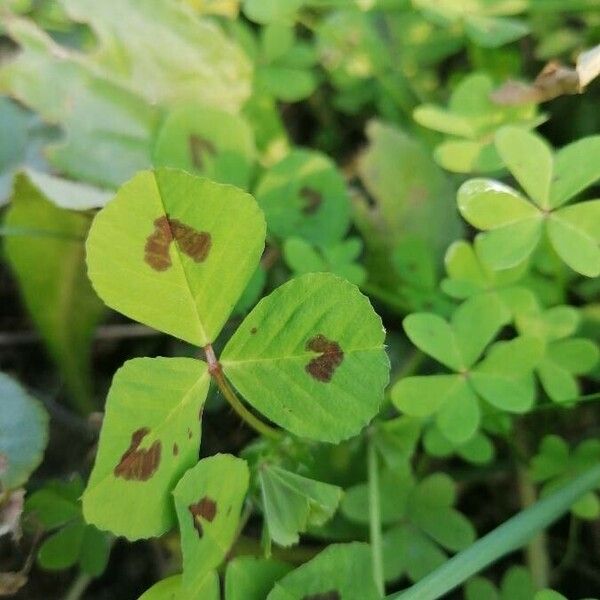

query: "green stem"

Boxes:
[63, 573, 92, 600]
[204, 345, 282, 441]
[387, 464, 600, 600]
[368, 434, 385, 597]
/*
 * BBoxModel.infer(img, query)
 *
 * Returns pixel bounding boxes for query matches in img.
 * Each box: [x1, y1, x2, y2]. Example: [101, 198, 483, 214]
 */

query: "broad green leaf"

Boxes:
[547, 214, 600, 278]
[4, 174, 105, 410]
[153, 105, 255, 189]
[83, 358, 210, 540]
[138, 573, 219, 600]
[458, 179, 539, 230]
[173, 454, 249, 592]
[0, 372, 48, 490]
[38, 521, 85, 570]
[425, 427, 494, 465]
[225, 557, 292, 600]
[256, 66, 317, 103]
[26, 478, 83, 529]
[464, 15, 529, 48]
[553, 199, 600, 245]
[0, 18, 156, 187]
[537, 359, 578, 403]
[495, 127, 553, 209]
[403, 313, 463, 371]
[392, 374, 464, 418]
[500, 566, 535, 600]
[413, 105, 475, 138]
[243, 0, 305, 23]
[267, 543, 380, 600]
[434, 140, 503, 174]
[222, 273, 389, 443]
[548, 338, 599, 374]
[550, 136, 600, 208]
[435, 381, 481, 444]
[86, 169, 266, 346]
[60, 0, 252, 112]
[255, 149, 350, 245]
[465, 577, 499, 600]
[259, 465, 342, 546]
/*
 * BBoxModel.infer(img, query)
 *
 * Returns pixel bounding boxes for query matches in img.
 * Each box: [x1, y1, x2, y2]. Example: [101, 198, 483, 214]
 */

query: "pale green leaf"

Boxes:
[225, 557, 292, 600]
[255, 149, 350, 245]
[153, 105, 256, 189]
[267, 543, 380, 600]
[392, 374, 464, 418]
[243, 0, 305, 23]
[458, 179, 539, 230]
[554, 199, 600, 243]
[0, 372, 48, 490]
[173, 454, 249, 591]
[550, 136, 600, 208]
[82, 358, 210, 540]
[495, 127, 553, 209]
[259, 465, 342, 546]
[434, 140, 502, 174]
[548, 338, 599, 374]
[538, 359, 578, 403]
[222, 273, 389, 443]
[86, 168, 266, 346]
[256, 66, 317, 103]
[413, 105, 475, 138]
[435, 382, 481, 444]
[138, 573, 219, 600]
[465, 16, 529, 48]
[4, 173, 105, 410]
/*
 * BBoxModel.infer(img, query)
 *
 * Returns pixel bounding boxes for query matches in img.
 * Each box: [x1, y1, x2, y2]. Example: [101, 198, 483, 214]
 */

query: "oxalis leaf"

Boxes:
[138, 572, 219, 600]
[173, 454, 249, 592]
[86, 168, 266, 347]
[82, 358, 210, 540]
[221, 272, 390, 443]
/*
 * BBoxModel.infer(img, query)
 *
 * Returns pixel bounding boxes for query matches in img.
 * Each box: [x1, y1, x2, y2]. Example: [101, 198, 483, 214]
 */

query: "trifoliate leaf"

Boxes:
[83, 358, 210, 539]
[222, 273, 389, 443]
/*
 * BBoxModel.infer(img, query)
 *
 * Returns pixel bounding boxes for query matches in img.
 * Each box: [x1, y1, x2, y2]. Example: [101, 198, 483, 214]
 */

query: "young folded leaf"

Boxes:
[82, 358, 210, 539]
[222, 273, 389, 442]
[173, 454, 249, 592]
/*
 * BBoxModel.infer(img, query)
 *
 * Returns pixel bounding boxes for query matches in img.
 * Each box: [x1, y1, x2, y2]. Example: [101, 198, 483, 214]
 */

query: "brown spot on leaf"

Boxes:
[114, 428, 161, 481]
[189, 134, 217, 170]
[144, 215, 211, 271]
[300, 186, 323, 215]
[188, 496, 217, 537]
[172, 443, 179, 456]
[305, 334, 344, 383]
[302, 592, 341, 600]
[250, 327, 258, 334]
[187, 428, 193, 439]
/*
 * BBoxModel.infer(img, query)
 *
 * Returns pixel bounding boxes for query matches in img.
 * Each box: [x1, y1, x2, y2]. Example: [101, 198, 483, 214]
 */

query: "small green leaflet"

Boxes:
[267, 543, 380, 600]
[153, 105, 256, 189]
[259, 464, 342, 546]
[222, 273, 390, 442]
[83, 358, 210, 540]
[255, 149, 351, 245]
[86, 168, 266, 346]
[0, 372, 48, 490]
[458, 127, 600, 276]
[173, 454, 249, 592]
[138, 572, 219, 600]
[225, 557, 292, 600]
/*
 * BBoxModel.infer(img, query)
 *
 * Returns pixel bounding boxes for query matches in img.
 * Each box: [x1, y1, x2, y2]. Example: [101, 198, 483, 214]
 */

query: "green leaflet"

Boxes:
[458, 128, 600, 276]
[243, 0, 305, 24]
[225, 557, 292, 600]
[259, 464, 343, 546]
[4, 173, 105, 411]
[138, 572, 219, 600]
[82, 358, 210, 540]
[267, 543, 380, 600]
[153, 105, 256, 190]
[222, 273, 389, 442]
[86, 168, 266, 347]
[255, 149, 351, 245]
[173, 454, 249, 591]
[0, 372, 48, 490]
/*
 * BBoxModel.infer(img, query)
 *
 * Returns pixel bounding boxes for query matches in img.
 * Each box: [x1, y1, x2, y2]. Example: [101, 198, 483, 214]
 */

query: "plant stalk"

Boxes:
[368, 434, 385, 596]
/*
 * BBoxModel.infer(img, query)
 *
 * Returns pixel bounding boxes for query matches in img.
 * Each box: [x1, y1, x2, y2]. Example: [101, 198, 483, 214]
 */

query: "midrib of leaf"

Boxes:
[153, 172, 209, 344]
[84, 367, 209, 502]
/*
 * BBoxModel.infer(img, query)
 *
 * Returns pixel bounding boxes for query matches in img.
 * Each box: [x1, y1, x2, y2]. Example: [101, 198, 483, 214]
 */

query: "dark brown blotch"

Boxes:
[114, 427, 161, 481]
[305, 334, 344, 383]
[188, 496, 217, 538]
[302, 592, 341, 600]
[144, 216, 173, 272]
[300, 186, 323, 215]
[172, 443, 179, 456]
[189, 134, 217, 170]
[187, 428, 193, 440]
[169, 218, 211, 263]
[250, 327, 258, 335]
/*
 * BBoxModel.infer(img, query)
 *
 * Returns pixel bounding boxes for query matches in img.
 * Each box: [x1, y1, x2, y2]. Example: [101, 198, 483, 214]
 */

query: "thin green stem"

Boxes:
[368, 434, 385, 597]
[204, 345, 282, 441]
[387, 464, 600, 600]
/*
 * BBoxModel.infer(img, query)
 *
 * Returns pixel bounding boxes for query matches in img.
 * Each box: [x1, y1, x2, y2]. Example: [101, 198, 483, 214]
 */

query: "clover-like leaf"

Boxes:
[173, 454, 249, 592]
[0, 372, 48, 491]
[86, 168, 266, 346]
[153, 105, 256, 189]
[255, 149, 350, 245]
[267, 543, 380, 600]
[138, 572, 219, 600]
[424, 425, 495, 465]
[82, 358, 210, 539]
[225, 557, 292, 600]
[222, 273, 389, 443]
